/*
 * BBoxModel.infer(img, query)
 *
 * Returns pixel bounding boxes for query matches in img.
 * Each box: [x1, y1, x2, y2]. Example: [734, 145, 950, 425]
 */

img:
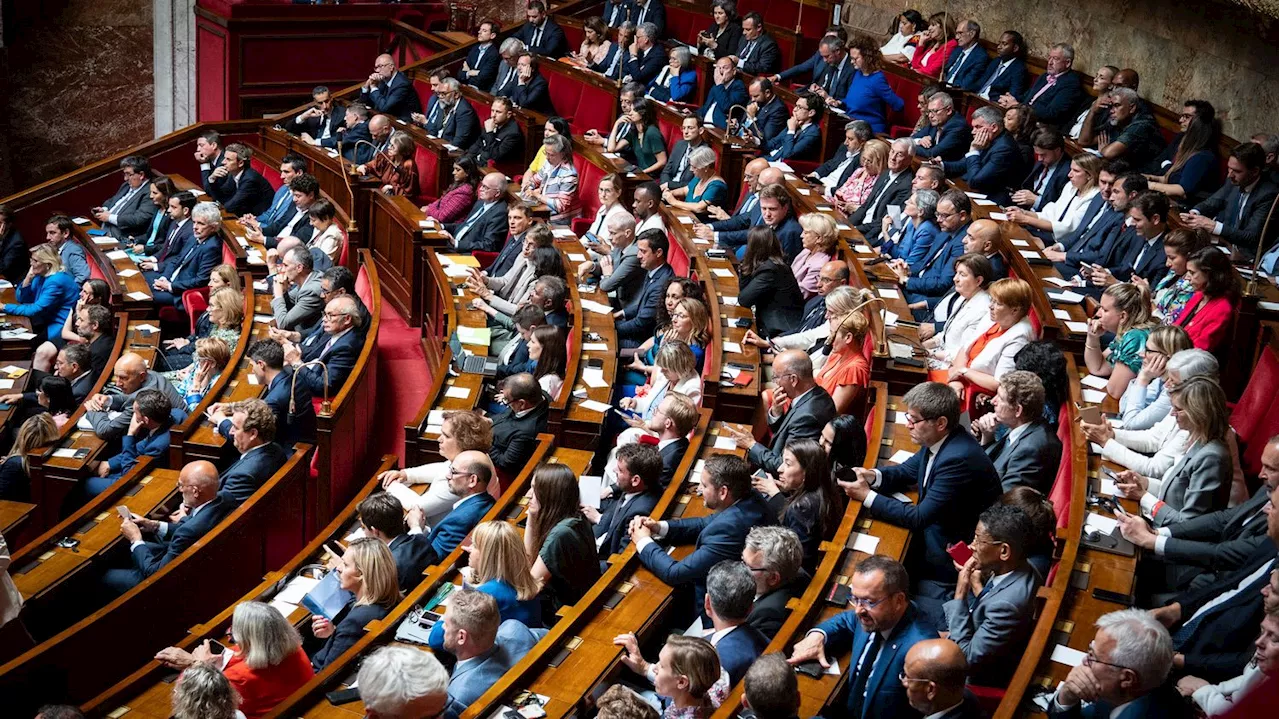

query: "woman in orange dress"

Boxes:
[814, 309, 871, 415]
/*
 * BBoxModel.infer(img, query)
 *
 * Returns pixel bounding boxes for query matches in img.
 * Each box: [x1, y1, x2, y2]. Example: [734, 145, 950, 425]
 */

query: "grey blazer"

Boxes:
[87, 371, 185, 441]
[942, 563, 1041, 686]
[1150, 439, 1230, 528]
[102, 181, 159, 240]
[747, 386, 838, 473]
[599, 241, 644, 309]
[987, 421, 1062, 495]
[270, 271, 326, 332]
[1162, 484, 1272, 588]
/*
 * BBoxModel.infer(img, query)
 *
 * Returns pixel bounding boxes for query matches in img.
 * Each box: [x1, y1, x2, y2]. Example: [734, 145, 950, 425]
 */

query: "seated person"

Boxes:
[243, 174, 320, 250]
[1006, 153, 1105, 243]
[212, 338, 315, 448]
[787, 556, 939, 718]
[303, 199, 344, 265]
[738, 227, 805, 339]
[606, 391, 699, 491]
[488, 373, 550, 479]
[810, 120, 873, 196]
[613, 634, 731, 715]
[1177, 597, 1278, 717]
[468, 238, 561, 326]
[694, 0, 742, 58]
[792, 213, 838, 299]
[1085, 283, 1159, 398]
[270, 246, 325, 333]
[101, 460, 232, 595]
[754, 439, 847, 570]
[1092, 88, 1164, 168]
[4, 243, 78, 342]
[443, 589, 546, 719]
[647, 46, 697, 103]
[519, 134, 580, 225]
[608, 98, 666, 177]
[355, 492, 434, 593]
[154, 601, 315, 719]
[464, 98, 525, 170]
[160, 284, 243, 372]
[621, 297, 709, 387]
[31, 277, 110, 373]
[831, 139, 889, 216]
[727, 351, 837, 473]
[919, 253, 994, 364]
[148, 201, 223, 307]
[585, 443, 663, 565]
[1181, 142, 1278, 259]
[745, 271, 853, 360]
[0, 414, 60, 502]
[525, 463, 603, 612]
[1081, 189, 1171, 293]
[308, 537, 402, 672]
[812, 306, 872, 414]
[83, 352, 185, 441]
[938, 106, 1025, 206]
[943, 504, 1042, 684]
[525, 324, 567, 399]
[618, 339, 704, 428]
[444, 172, 513, 253]
[742, 526, 807, 640]
[1012, 128, 1072, 213]
[701, 561, 769, 684]
[764, 92, 823, 164]
[698, 57, 749, 130]
[426, 521, 542, 651]
[94, 155, 159, 241]
[660, 117, 709, 191]
[203, 143, 274, 217]
[423, 156, 481, 225]
[931, 277, 1036, 409]
[662, 146, 728, 223]
[1, 344, 97, 413]
[578, 212, 644, 311]
[415, 78, 479, 149]
[566, 16, 614, 70]
[621, 22, 665, 86]
[497, 53, 555, 116]
[379, 409, 493, 528]
[732, 12, 780, 75]
[44, 213, 91, 285]
[1172, 247, 1239, 354]
[494, 305, 547, 380]
[1114, 325, 1194, 431]
[216, 398, 291, 506]
[477, 275, 569, 360]
[243, 152, 307, 233]
[616, 229, 676, 348]
[1047, 609, 1186, 716]
[163, 337, 229, 413]
[911, 92, 971, 162]
[971, 371, 1063, 494]
[283, 295, 363, 396]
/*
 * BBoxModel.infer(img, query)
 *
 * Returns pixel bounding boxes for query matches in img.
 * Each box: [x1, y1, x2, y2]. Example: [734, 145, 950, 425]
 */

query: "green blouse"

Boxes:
[538, 516, 602, 609]
[627, 124, 667, 172]
[1107, 327, 1151, 374]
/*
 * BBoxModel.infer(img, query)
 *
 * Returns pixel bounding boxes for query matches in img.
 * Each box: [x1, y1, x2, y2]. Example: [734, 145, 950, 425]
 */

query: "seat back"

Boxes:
[1049, 401, 1075, 529]
[337, 227, 351, 268]
[221, 240, 237, 266]
[355, 262, 372, 308]
[182, 287, 211, 336]
[414, 142, 442, 204]
[574, 154, 607, 223]
[664, 5, 702, 45]
[545, 71, 584, 126]
[667, 227, 690, 278]
[1230, 344, 1279, 476]
[252, 157, 281, 187]
[884, 73, 924, 132]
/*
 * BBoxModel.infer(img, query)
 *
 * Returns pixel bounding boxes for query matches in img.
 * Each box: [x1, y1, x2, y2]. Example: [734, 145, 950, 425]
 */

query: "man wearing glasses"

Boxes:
[900, 639, 979, 719]
[360, 53, 421, 122]
[787, 556, 938, 719]
[911, 93, 970, 162]
[1048, 609, 1184, 718]
[93, 155, 158, 241]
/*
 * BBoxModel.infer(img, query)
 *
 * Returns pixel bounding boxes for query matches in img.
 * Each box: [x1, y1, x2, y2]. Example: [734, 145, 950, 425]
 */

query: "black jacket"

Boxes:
[738, 258, 804, 338]
[489, 398, 549, 476]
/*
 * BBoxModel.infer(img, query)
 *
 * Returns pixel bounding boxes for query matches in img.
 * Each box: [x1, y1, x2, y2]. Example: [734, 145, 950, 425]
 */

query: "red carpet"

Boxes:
[374, 302, 431, 465]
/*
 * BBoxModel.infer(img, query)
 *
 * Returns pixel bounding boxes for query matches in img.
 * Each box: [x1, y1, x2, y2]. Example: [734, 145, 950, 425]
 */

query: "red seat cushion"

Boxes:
[356, 264, 372, 308]
[1230, 345, 1279, 476]
[252, 158, 281, 187]
[545, 72, 583, 125]
[414, 143, 441, 205]
[575, 157, 605, 223]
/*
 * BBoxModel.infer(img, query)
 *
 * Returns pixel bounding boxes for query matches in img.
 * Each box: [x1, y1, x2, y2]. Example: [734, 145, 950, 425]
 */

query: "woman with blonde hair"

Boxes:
[427, 520, 541, 651]
[1085, 282, 1159, 398]
[309, 537, 401, 671]
[4, 243, 78, 342]
[939, 277, 1036, 410]
[832, 139, 889, 212]
[793, 213, 838, 299]
[155, 600, 314, 719]
[623, 297, 710, 387]
[1006, 153, 1103, 241]
[160, 286, 243, 371]
[620, 340, 704, 422]
[210, 263, 241, 294]
[171, 663, 241, 719]
[814, 308, 871, 415]
[166, 336, 231, 412]
[0, 413, 59, 501]
[613, 633, 730, 718]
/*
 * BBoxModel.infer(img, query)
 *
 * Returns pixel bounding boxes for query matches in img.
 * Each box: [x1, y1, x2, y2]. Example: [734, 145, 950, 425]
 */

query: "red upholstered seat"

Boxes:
[657, 112, 681, 150]
[414, 143, 442, 205]
[1049, 401, 1075, 529]
[884, 73, 923, 133]
[337, 228, 350, 268]
[88, 255, 106, 282]
[966, 685, 1007, 714]
[355, 263, 372, 308]
[413, 77, 434, 118]
[546, 72, 583, 126]
[574, 155, 606, 228]
[222, 239, 237, 266]
[667, 228, 690, 278]
[183, 287, 211, 335]
[1230, 345, 1279, 477]
[252, 158, 281, 187]
[561, 23, 584, 50]
[472, 251, 499, 269]
[664, 6, 700, 45]
[1028, 305, 1044, 338]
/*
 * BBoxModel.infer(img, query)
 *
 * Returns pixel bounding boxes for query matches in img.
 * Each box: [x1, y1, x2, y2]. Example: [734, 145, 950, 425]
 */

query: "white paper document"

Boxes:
[1081, 388, 1107, 404]
[850, 533, 880, 554]
[578, 475, 604, 509]
[713, 435, 737, 450]
[1050, 644, 1087, 667]
[886, 450, 914, 465]
[578, 399, 612, 413]
[1080, 374, 1109, 390]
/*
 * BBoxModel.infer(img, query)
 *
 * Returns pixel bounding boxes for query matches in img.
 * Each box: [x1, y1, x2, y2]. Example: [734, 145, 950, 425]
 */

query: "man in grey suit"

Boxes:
[578, 213, 643, 310]
[270, 246, 326, 332]
[943, 504, 1041, 686]
[973, 371, 1063, 494]
[730, 350, 837, 473]
[92, 155, 158, 241]
[444, 589, 547, 719]
[83, 352, 185, 441]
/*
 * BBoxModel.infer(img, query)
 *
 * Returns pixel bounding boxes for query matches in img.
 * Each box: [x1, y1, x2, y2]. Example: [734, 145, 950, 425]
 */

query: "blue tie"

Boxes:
[454, 204, 487, 244]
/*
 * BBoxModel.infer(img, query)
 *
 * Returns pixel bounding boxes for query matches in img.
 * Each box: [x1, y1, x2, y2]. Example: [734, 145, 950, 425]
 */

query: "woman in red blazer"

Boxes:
[1173, 246, 1240, 354]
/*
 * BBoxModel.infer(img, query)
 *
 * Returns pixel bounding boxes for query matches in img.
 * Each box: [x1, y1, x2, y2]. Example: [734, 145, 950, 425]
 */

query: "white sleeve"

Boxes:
[1049, 194, 1091, 240]
[402, 461, 448, 485]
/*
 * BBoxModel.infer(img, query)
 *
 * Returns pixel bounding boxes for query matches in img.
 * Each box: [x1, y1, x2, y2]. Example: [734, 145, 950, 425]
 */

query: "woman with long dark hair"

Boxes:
[1172, 246, 1240, 353]
[422, 155, 483, 224]
[737, 227, 804, 338]
[754, 439, 847, 570]
[529, 324, 567, 399]
[881, 10, 927, 65]
[1146, 105, 1220, 204]
[525, 463, 602, 612]
[822, 415, 869, 477]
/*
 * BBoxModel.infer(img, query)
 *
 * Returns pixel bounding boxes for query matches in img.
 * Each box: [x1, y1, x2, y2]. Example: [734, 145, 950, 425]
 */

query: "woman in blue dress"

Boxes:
[427, 520, 542, 651]
[662, 145, 729, 222]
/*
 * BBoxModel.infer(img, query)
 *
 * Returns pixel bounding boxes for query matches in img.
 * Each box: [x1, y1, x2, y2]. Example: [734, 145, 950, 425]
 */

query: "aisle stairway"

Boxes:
[374, 303, 431, 465]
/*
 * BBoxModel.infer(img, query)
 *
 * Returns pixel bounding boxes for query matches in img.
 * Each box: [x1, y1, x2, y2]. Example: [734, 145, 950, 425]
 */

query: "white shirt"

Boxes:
[879, 32, 917, 61]
[1185, 558, 1275, 625]
[637, 213, 666, 235]
[1037, 185, 1101, 240]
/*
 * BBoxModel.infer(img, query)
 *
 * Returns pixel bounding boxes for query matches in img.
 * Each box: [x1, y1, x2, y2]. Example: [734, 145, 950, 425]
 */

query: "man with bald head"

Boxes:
[729, 350, 836, 473]
[961, 218, 1006, 278]
[421, 449, 498, 563]
[488, 373, 549, 478]
[84, 352, 184, 441]
[285, 295, 363, 396]
[902, 639, 980, 719]
[103, 460, 231, 594]
[361, 53, 421, 121]
[366, 114, 395, 163]
[312, 102, 373, 164]
[446, 172, 511, 253]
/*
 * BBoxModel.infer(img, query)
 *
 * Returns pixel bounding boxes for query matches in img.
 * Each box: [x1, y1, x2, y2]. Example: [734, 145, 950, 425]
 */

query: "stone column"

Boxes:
[154, 0, 197, 136]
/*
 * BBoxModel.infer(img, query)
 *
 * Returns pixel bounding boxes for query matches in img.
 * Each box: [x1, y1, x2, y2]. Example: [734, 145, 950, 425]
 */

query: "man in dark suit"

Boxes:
[974, 31, 1028, 102]
[212, 340, 316, 448]
[694, 159, 775, 253]
[216, 398, 291, 505]
[660, 116, 707, 190]
[941, 20, 990, 92]
[488, 373, 549, 478]
[765, 93, 823, 165]
[487, 203, 534, 278]
[1183, 142, 1279, 259]
[849, 138, 915, 242]
[698, 57, 749, 130]
[839, 381, 1001, 614]
[424, 78, 480, 149]
[1048, 609, 1191, 719]
[356, 492, 435, 592]
[1013, 128, 1071, 213]
[704, 561, 769, 683]
[1118, 438, 1277, 600]
[149, 201, 222, 307]
[731, 12, 780, 76]
[250, 153, 307, 231]
[998, 43, 1083, 129]
[974, 371, 1062, 494]
[285, 295, 363, 396]
[750, 183, 803, 261]
[589, 443, 662, 567]
[314, 103, 373, 164]
[102, 460, 232, 595]
[490, 38, 527, 97]
[285, 86, 345, 142]
[940, 106, 1025, 205]
[203, 143, 274, 217]
[465, 97, 525, 169]
[139, 190, 196, 277]
[787, 556, 940, 719]
[461, 20, 502, 90]
[734, 350, 837, 473]
[499, 53, 556, 116]
[911, 93, 971, 162]
[518, 1, 568, 58]
[741, 78, 789, 149]
[775, 34, 853, 102]
[616, 228, 676, 347]
[628, 0, 666, 37]
[360, 53, 421, 122]
[743, 653, 803, 719]
[412, 68, 455, 134]
[743, 525, 808, 640]
[93, 155, 157, 240]
[809, 121, 871, 193]
[942, 505, 1041, 684]
[446, 172, 510, 253]
[901, 639, 983, 719]
[1044, 168, 1129, 276]
[892, 190, 971, 315]
[194, 130, 225, 189]
[631, 454, 776, 626]
[1086, 190, 1170, 290]
[420, 451, 498, 563]
[623, 23, 665, 86]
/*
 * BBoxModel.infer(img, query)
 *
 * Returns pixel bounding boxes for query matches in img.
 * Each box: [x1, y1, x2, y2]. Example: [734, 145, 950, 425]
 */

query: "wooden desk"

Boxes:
[555, 237, 617, 451]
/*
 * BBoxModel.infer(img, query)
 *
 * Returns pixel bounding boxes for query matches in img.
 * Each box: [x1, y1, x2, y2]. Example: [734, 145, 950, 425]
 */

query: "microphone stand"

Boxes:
[1245, 195, 1278, 296]
[292, 359, 332, 417]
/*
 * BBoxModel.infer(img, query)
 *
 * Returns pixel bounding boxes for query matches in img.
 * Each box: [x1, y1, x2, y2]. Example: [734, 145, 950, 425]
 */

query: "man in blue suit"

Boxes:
[631, 454, 775, 625]
[421, 450, 498, 564]
[355, 492, 436, 592]
[753, 184, 804, 261]
[588, 443, 662, 567]
[1047, 609, 1187, 719]
[698, 57, 748, 130]
[765, 93, 823, 165]
[499, 54, 556, 117]
[775, 34, 853, 102]
[315, 104, 374, 164]
[94, 155, 158, 241]
[623, 23, 665, 86]
[974, 31, 1028, 101]
[86, 389, 176, 496]
[998, 43, 1083, 129]
[941, 20, 990, 92]
[1183, 141, 1279, 258]
[461, 21, 502, 90]
[893, 190, 972, 315]
[735, 350, 836, 472]
[517, 1, 569, 58]
[940, 106, 1025, 205]
[360, 53, 421, 121]
[149, 201, 222, 307]
[911, 93, 971, 161]
[1045, 166, 1124, 277]
[704, 560, 769, 683]
[285, 87, 345, 142]
[204, 143, 275, 217]
[103, 460, 232, 595]
[741, 78, 789, 149]
[616, 227, 676, 347]
[444, 590, 547, 719]
[1013, 128, 1071, 212]
[839, 382, 1001, 618]
[787, 556, 939, 719]
[139, 191, 196, 276]
[213, 340, 316, 448]
[250, 153, 307, 230]
[217, 398, 291, 505]
[423, 78, 480, 149]
[1088, 190, 1170, 289]
[285, 295, 363, 396]
[410, 68, 451, 132]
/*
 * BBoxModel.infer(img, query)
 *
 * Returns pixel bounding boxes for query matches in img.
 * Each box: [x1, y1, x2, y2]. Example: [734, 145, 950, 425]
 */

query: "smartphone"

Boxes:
[1091, 587, 1133, 606]
[946, 541, 974, 565]
[116, 506, 133, 521]
[794, 659, 824, 678]
[326, 687, 362, 705]
[56, 537, 80, 550]
[583, 232, 600, 245]
[734, 318, 752, 329]
[1077, 404, 1104, 425]
[207, 640, 227, 655]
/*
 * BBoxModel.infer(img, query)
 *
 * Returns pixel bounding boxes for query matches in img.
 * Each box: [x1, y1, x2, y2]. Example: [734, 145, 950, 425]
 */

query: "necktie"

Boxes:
[606, 47, 623, 78]
[455, 204, 487, 244]
[160, 224, 181, 261]
[111, 185, 142, 214]
[499, 65, 513, 92]
[426, 99, 441, 127]
[169, 241, 200, 282]
[741, 193, 759, 217]
[636, 4, 646, 24]
[321, 334, 337, 358]
[849, 632, 882, 718]
[609, 3, 621, 24]
[1029, 73, 1058, 104]
[532, 25, 543, 50]
[676, 145, 691, 179]
[266, 190, 289, 223]
[1172, 566, 1272, 646]
[946, 49, 964, 83]
[741, 40, 756, 63]
[919, 448, 935, 493]
[1236, 191, 1250, 226]
[979, 63, 1000, 97]
[971, 578, 994, 609]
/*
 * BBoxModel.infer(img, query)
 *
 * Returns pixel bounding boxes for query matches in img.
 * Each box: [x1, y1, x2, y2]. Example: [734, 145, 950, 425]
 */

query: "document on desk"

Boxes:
[713, 435, 738, 450]
[878, 287, 901, 299]
[582, 342, 609, 351]
[723, 341, 742, 353]
[456, 326, 492, 346]
[1081, 388, 1107, 404]
[118, 268, 139, 277]
[578, 398, 612, 414]
[275, 575, 320, 605]
[581, 368, 609, 388]
[1050, 644, 1087, 667]
[886, 450, 915, 465]
[1064, 321, 1090, 334]
[1048, 290, 1085, 304]
[444, 386, 471, 400]
[580, 299, 613, 315]
[1080, 374, 1109, 391]
[106, 250, 129, 260]
[1053, 309, 1071, 320]
[849, 532, 880, 554]
[1085, 513, 1119, 535]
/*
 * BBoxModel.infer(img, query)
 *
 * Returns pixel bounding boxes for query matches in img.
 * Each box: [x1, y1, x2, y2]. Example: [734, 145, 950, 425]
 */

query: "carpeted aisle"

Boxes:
[374, 302, 431, 465]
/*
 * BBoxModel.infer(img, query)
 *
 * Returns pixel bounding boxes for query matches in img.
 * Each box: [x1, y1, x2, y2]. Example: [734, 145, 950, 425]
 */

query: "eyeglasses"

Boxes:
[899, 671, 933, 685]
[849, 595, 888, 609]
[935, 210, 959, 219]
[1084, 644, 1135, 674]
[322, 311, 346, 320]
[745, 564, 771, 573]
[903, 414, 936, 427]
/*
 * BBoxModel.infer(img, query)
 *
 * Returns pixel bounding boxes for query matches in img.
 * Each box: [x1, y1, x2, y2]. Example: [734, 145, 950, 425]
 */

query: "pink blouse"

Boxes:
[423, 183, 477, 224]
[791, 248, 833, 299]
[834, 168, 880, 210]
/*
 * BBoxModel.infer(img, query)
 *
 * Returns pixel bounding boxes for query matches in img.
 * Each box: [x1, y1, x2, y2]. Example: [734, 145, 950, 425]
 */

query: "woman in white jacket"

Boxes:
[377, 410, 494, 528]
[935, 278, 1036, 409]
[921, 253, 994, 368]
[1176, 587, 1277, 716]
[1005, 154, 1103, 242]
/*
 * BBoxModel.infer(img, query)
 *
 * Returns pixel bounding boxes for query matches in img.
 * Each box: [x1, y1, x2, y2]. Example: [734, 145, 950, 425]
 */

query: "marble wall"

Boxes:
[841, 0, 1279, 142]
[0, 0, 155, 197]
